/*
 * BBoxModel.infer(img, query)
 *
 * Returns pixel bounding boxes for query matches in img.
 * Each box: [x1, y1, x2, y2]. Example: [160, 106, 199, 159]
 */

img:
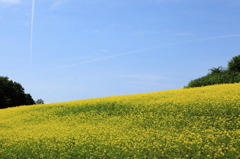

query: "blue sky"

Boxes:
[1, 0, 240, 103]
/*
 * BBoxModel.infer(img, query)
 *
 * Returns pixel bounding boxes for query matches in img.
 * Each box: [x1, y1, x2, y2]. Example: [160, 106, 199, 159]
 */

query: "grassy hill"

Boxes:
[0, 83, 240, 158]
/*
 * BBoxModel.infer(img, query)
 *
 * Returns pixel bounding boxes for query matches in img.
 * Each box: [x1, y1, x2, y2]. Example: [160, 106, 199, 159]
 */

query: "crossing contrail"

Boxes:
[30, 0, 35, 67]
[18, 33, 240, 77]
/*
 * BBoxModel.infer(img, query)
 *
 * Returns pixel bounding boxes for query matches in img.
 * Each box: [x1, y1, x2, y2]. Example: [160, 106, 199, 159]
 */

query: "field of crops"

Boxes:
[0, 83, 240, 158]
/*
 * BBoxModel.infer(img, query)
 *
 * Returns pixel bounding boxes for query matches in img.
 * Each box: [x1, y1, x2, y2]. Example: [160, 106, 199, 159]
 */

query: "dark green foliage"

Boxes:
[25, 94, 36, 105]
[186, 70, 240, 88]
[186, 55, 240, 88]
[0, 76, 36, 109]
[228, 55, 240, 72]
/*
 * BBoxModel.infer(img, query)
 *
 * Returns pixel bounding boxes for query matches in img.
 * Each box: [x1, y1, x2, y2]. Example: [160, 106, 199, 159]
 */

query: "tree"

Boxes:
[208, 66, 225, 74]
[228, 55, 240, 72]
[36, 99, 44, 104]
[0, 76, 36, 109]
[25, 94, 36, 105]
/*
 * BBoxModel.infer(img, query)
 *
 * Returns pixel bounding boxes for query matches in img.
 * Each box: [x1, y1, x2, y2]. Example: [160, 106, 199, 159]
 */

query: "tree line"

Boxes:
[0, 76, 44, 109]
[185, 55, 240, 88]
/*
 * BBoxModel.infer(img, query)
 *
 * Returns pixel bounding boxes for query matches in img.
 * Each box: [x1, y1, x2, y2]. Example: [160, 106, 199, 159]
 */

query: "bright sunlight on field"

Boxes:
[0, 83, 240, 158]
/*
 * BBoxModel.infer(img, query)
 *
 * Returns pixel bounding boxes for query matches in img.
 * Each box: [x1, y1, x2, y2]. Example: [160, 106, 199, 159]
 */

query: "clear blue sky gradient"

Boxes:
[1, 0, 240, 103]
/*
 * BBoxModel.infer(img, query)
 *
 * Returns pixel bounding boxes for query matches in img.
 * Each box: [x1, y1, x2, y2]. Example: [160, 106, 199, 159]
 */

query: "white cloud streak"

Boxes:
[175, 32, 194, 36]
[100, 49, 109, 53]
[17, 33, 240, 77]
[50, 0, 70, 10]
[0, 0, 20, 4]
[30, 0, 35, 67]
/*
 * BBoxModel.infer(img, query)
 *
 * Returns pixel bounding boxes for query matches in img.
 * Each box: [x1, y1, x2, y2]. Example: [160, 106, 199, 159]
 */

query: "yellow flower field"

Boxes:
[0, 83, 240, 158]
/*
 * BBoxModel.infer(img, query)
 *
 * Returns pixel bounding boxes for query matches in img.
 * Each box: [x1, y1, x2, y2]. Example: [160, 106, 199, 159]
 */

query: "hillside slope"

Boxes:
[0, 83, 240, 158]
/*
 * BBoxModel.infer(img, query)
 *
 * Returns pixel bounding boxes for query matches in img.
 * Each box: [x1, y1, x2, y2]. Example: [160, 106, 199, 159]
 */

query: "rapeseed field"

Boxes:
[0, 83, 240, 159]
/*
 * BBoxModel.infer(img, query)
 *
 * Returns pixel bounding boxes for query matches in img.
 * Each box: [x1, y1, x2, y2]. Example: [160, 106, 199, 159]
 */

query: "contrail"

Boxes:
[186, 34, 240, 43]
[30, 0, 35, 67]
[18, 33, 240, 77]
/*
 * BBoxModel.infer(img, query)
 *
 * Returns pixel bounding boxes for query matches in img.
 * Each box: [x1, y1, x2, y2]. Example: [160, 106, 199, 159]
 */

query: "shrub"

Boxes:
[186, 55, 240, 88]
[187, 71, 240, 88]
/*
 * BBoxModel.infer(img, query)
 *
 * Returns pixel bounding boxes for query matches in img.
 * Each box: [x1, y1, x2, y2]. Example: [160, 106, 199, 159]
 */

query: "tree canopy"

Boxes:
[228, 55, 240, 72]
[0, 76, 36, 109]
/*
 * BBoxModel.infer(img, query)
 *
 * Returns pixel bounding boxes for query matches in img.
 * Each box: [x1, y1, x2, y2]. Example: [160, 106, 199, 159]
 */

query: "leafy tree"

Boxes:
[0, 76, 36, 109]
[228, 55, 240, 72]
[208, 66, 225, 74]
[25, 94, 36, 105]
[36, 99, 44, 104]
